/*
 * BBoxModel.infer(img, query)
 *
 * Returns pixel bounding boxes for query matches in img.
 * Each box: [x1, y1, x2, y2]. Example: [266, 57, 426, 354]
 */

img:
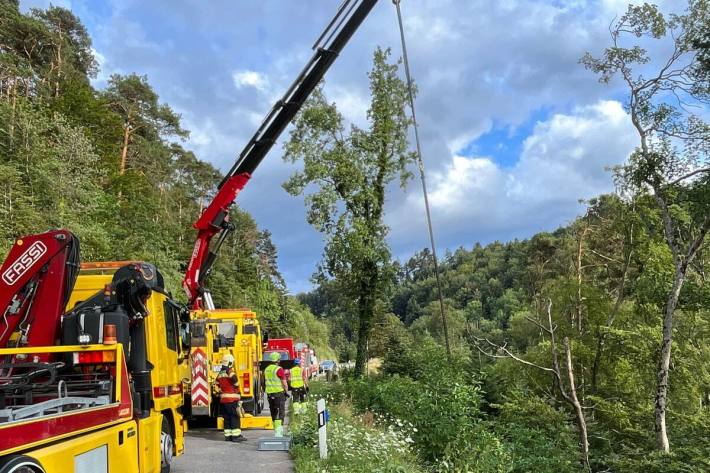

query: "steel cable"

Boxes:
[393, 0, 452, 359]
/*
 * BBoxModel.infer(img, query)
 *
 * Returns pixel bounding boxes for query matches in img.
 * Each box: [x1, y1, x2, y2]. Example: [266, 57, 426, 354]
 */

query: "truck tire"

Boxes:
[160, 416, 174, 473]
[255, 381, 264, 414]
[0, 456, 45, 473]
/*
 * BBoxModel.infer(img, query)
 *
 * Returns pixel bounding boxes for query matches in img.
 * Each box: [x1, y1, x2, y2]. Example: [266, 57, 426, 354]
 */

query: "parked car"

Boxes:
[320, 360, 338, 380]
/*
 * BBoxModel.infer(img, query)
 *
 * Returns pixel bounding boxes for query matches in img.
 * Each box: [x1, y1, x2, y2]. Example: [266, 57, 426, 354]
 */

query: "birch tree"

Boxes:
[581, 1, 709, 452]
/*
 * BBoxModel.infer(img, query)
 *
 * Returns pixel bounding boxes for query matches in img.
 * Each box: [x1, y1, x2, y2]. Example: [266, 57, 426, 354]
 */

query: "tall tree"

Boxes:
[31, 6, 96, 96]
[582, 1, 710, 452]
[283, 48, 415, 376]
[256, 229, 286, 292]
[103, 73, 187, 176]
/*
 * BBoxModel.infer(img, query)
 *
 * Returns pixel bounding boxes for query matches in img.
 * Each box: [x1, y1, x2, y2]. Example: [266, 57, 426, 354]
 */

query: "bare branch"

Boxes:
[471, 336, 556, 373]
[588, 248, 623, 264]
[524, 315, 552, 334]
[665, 167, 710, 187]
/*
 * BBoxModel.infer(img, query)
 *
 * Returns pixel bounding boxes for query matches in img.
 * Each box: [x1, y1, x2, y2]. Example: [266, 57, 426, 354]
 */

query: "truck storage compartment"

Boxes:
[62, 307, 130, 348]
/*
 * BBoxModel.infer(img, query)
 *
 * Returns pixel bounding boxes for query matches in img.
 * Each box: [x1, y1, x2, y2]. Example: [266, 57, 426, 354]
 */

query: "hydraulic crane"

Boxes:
[182, 0, 378, 424]
[183, 0, 378, 310]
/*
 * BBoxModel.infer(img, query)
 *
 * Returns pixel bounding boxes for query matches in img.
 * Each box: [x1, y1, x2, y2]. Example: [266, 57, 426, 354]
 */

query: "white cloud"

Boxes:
[329, 85, 370, 128]
[428, 156, 504, 214]
[232, 70, 269, 92]
[389, 100, 638, 247]
[508, 100, 635, 204]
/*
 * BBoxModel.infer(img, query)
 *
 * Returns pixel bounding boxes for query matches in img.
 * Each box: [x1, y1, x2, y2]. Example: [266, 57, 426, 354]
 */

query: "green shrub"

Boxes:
[595, 410, 710, 472]
[336, 339, 515, 471]
[493, 396, 581, 473]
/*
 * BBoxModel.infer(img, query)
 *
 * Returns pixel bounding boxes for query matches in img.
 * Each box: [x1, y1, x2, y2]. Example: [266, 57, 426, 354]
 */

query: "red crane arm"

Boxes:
[182, 0, 378, 309]
[0, 230, 80, 348]
[183, 173, 251, 306]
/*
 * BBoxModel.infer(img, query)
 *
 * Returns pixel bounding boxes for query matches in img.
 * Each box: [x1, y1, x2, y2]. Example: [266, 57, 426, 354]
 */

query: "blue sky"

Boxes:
[20, 0, 666, 293]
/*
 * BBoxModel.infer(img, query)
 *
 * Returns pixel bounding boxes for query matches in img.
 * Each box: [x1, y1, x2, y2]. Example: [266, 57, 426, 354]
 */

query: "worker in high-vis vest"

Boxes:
[217, 354, 246, 442]
[265, 351, 289, 436]
[289, 358, 308, 415]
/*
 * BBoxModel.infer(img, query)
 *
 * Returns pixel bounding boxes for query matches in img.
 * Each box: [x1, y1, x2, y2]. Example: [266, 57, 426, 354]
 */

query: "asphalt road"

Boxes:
[172, 428, 293, 473]
[172, 405, 293, 473]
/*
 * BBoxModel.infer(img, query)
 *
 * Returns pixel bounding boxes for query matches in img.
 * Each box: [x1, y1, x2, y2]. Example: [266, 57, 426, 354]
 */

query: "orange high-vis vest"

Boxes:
[217, 368, 240, 403]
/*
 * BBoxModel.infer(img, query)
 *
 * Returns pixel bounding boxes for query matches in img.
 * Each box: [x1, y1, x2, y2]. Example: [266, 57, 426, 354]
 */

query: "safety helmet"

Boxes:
[221, 354, 235, 367]
[293, 358, 301, 365]
[269, 352, 280, 362]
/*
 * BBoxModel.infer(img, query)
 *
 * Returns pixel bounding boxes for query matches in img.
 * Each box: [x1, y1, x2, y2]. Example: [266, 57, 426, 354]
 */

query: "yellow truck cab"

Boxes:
[66, 262, 187, 471]
[188, 309, 266, 426]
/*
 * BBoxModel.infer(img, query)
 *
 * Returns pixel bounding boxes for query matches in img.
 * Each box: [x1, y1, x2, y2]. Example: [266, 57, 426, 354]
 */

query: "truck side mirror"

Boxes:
[262, 331, 268, 344]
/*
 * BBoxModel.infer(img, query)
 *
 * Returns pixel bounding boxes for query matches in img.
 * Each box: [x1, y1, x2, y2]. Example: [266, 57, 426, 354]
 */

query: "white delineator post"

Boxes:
[317, 398, 328, 459]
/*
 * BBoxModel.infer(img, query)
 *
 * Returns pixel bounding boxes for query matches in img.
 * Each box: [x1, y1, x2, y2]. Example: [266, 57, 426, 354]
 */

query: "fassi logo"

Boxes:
[1, 241, 48, 285]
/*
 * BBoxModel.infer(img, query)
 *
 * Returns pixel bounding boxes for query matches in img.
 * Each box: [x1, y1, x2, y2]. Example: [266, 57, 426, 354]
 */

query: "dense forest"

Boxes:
[0, 1, 332, 355]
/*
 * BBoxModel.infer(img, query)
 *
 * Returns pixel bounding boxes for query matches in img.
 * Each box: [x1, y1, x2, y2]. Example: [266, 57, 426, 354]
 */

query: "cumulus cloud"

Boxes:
[389, 100, 638, 251]
[508, 100, 634, 204]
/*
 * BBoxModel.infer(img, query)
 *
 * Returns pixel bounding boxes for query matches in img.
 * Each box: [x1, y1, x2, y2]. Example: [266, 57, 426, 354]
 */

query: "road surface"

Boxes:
[172, 405, 293, 473]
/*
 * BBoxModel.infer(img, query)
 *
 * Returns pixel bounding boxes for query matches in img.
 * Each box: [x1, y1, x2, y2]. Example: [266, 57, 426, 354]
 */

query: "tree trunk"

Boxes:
[652, 195, 709, 452]
[119, 123, 131, 175]
[575, 225, 589, 334]
[55, 39, 62, 98]
[354, 260, 377, 377]
[9, 81, 16, 145]
[654, 269, 685, 452]
[564, 337, 590, 472]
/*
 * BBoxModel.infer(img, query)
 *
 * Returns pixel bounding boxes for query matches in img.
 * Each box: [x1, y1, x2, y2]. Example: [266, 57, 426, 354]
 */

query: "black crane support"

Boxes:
[219, 0, 378, 187]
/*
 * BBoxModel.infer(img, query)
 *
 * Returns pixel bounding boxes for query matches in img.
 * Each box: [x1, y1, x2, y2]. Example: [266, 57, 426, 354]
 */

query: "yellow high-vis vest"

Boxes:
[290, 366, 304, 388]
[265, 364, 284, 394]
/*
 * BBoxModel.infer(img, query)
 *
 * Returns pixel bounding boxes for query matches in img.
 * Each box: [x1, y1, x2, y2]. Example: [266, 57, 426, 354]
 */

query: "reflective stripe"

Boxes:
[265, 364, 283, 394]
[290, 367, 304, 388]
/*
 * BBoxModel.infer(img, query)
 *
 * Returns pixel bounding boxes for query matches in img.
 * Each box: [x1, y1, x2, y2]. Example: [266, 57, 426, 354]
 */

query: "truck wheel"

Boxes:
[255, 381, 264, 414]
[0, 456, 45, 473]
[160, 416, 174, 473]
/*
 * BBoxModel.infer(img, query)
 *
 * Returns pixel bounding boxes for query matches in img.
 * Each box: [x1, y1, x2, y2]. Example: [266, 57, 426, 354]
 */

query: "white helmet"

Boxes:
[221, 354, 235, 367]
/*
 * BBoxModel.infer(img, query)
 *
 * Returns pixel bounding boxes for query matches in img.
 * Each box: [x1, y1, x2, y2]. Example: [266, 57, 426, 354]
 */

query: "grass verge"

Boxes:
[289, 381, 426, 473]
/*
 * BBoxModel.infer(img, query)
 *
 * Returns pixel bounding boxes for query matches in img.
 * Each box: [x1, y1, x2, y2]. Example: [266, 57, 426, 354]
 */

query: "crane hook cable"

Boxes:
[393, 0, 452, 359]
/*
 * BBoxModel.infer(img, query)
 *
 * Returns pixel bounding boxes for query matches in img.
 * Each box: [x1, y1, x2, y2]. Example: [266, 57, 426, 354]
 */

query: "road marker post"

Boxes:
[317, 398, 329, 459]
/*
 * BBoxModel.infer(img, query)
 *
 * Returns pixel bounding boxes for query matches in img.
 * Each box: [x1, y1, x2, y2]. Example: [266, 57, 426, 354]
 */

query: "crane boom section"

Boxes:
[0, 230, 79, 348]
[183, 0, 378, 307]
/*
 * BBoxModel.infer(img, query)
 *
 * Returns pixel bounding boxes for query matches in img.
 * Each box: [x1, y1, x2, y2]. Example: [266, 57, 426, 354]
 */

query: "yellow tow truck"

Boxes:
[187, 309, 270, 429]
[0, 237, 187, 473]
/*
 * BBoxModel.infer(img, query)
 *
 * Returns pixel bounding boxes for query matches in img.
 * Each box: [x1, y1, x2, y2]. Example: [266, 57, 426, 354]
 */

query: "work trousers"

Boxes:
[267, 392, 286, 422]
[292, 387, 306, 403]
[220, 402, 241, 436]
